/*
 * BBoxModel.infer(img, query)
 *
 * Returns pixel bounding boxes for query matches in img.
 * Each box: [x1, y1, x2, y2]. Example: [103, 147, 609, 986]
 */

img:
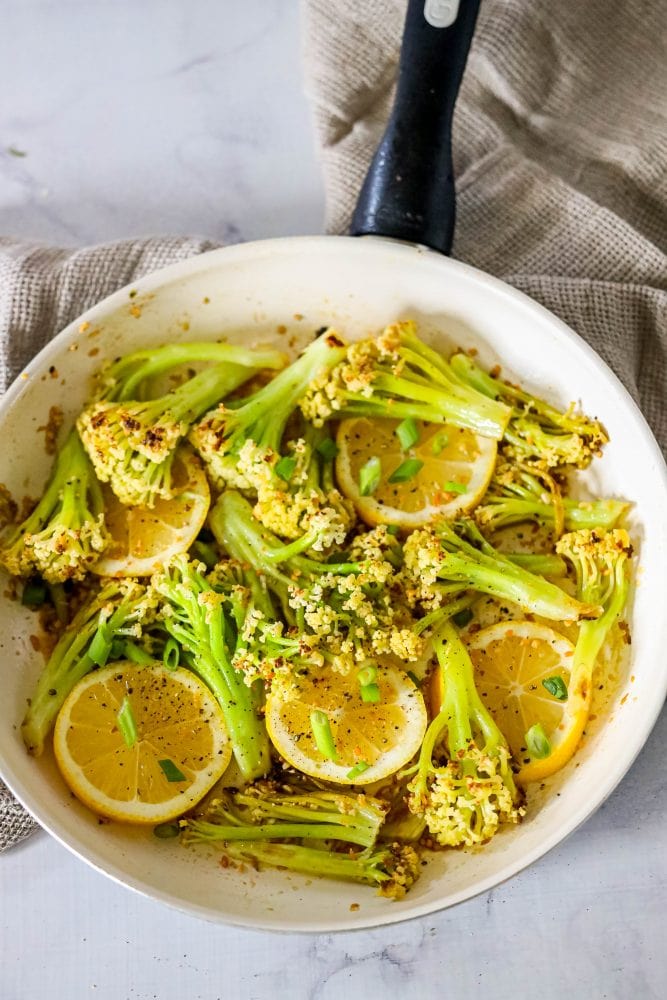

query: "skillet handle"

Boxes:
[349, 0, 481, 255]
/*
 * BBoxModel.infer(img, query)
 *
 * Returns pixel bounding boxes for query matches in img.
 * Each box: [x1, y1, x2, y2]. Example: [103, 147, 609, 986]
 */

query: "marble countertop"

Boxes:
[1, 3, 665, 998]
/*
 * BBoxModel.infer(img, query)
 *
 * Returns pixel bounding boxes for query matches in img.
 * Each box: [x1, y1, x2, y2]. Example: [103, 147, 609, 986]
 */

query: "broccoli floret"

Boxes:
[211, 492, 423, 672]
[0, 429, 108, 583]
[450, 352, 607, 468]
[251, 420, 354, 546]
[183, 784, 387, 847]
[476, 461, 628, 535]
[189, 331, 348, 492]
[300, 321, 511, 440]
[150, 555, 271, 781]
[22, 579, 155, 754]
[203, 837, 420, 897]
[95, 341, 287, 403]
[78, 343, 284, 507]
[407, 622, 524, 847]
[402, 518, 601, 621]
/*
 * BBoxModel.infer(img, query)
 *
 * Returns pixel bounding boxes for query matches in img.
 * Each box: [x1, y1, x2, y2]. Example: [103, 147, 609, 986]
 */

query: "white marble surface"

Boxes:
[1, 2, 665, 999]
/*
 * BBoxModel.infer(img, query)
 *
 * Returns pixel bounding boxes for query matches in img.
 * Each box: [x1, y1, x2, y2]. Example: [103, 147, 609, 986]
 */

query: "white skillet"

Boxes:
[0, 3, 665, 931]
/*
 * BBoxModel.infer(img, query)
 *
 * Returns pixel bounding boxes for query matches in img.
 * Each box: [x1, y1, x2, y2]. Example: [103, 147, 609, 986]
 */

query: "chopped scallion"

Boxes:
[309, 710, 338, 761]
[542, 675, 568, 701]
[22, 578, 47, 608]
[316, 437, 338, 460]
[153, 821, 181, 839]
[431, 431, 449, 455]
[117, 696, 138, 749]
[163, 638, 180, 671]
[452, 608, 474, 628]
[443, 480, 467, 495]
[89, 622, 112, 667]
[359, 456, 381, 496]
[275, 455, 297, 482]
[360, 683, 381, 703]
[158, 758, 187, 782]
[388, 458, 424, 483]
[395, 417, 419, 451]
[386, 524, 400, 536]
[525, 723, 551, 760]
[356, 664, 378, 688]
[346, 761, 370, 781]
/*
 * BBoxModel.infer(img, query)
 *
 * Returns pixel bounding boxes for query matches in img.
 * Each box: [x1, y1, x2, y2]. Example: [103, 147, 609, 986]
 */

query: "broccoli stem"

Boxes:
[211, 491, 359, 582]
[107, 342, 286, 401]
[185, 789, 384, 847]
[434, 521, 599, 621]
[153, 558, 271, 781]
[21, 580, 148, 755]
[216, 840, 396, 887]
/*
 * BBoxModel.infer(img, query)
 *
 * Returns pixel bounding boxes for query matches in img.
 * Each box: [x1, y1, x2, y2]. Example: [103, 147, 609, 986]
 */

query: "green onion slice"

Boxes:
[309, 710, 338, 761]
[117, 696, 138, 749]
[386, 524, 400, 536]
[388, 458, 424, 484]
[395, 418, 419, 451]
[359, 456, 381, 496]
[431, 431, 450, 455]
[525, 723, 551, 760]
[316, 437, 339, 460]
[360, 683, 381, 704]
[542, 675, 568, 701]
[346, 761, 370, 781]
[22, 578, 47, 608]
[275, 455, 297, 482]
[158, 758, 187, 783]
[356, 664, 378, 688]
[153, 822, 181, 839]
[89, 622, 112, 667]
[443, 480, 467, 494]
[163, 638, 180, 671]
[452, 608, 474, 628]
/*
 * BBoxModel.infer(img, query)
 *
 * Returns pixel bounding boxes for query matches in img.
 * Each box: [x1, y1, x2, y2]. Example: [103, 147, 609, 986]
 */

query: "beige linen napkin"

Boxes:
[2, 0, 666, 849]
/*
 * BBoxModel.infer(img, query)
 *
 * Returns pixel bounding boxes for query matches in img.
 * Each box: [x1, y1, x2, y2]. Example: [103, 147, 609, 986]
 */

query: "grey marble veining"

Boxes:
[0, 2, 665, 998]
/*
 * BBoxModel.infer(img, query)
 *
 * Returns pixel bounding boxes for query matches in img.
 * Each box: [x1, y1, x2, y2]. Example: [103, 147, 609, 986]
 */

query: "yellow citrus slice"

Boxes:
[460, 620, 589, 784]
[53, 661, 231, 823]
[265, 666, 427, 785]
[335, 417, 496, 528]
[93, 445, 210, 577]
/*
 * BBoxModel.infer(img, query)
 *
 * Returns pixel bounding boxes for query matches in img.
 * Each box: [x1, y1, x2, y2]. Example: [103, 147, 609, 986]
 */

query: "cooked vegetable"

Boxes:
[0, 429, 107, 583]
[151, 555, 271, 781]
[407, 622, 524, 846]
[22, 579, 155, 754]
[78, 343, 284, 507]
[301, 321, 511, 440]
[449, 352, 607, 468]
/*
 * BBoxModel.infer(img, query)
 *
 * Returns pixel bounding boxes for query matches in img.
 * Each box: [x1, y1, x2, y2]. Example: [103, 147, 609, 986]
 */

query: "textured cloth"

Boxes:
[302, 0, 667, 446]
[0, 237, 216, 849]
[2, 0, 666, 849]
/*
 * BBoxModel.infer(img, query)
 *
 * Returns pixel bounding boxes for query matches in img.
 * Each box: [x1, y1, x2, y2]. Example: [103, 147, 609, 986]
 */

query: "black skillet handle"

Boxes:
[349, 0, 481, 255]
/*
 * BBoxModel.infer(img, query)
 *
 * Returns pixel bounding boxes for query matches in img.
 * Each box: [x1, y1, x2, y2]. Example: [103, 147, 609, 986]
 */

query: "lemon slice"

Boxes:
[461, 621, 589, 784]
[265, 666, 427, 785]
[53, 661, 231, 823]
[93, 445, 210, 577]
[335, 417, 496, 528]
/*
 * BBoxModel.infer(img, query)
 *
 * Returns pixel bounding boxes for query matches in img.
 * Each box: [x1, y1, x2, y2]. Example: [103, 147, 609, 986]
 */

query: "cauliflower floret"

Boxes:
[408, 745, 524, 848]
